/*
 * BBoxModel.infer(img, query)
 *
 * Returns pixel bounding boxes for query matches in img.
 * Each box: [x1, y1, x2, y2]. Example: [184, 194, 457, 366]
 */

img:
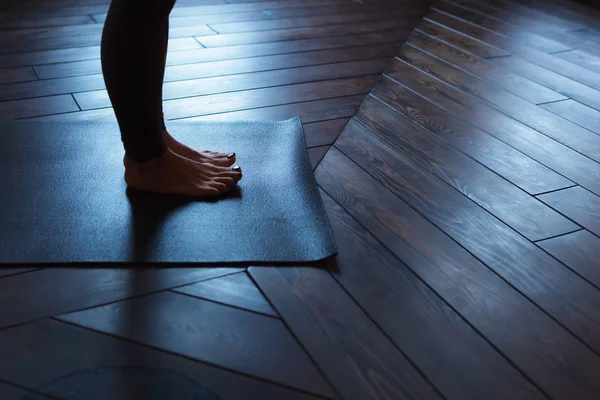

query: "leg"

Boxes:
[101, 0, 241, 196]
[102, 0, 173, 162]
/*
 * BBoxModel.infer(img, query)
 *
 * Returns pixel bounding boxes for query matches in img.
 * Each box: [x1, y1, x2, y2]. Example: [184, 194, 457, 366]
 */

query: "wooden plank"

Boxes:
[34, 59, 102, 79]
[0, 268, 241, 329]
[250, 266, 443, 400]
[0, 11, 265, 41]
[420, 12, 600, 106]
[0, 319, 322, 400]
[197, 20, 409, 47]
[540, 99, 600, 135]
[0, 14, 94, 29]
[209, 10, 409, 34]
[385, 54, 600, 197]
[538, 186, 600, 237]
[447, 0, 579, 44]
[311, 189, 549, 400]
[173, 271, 278, 317]
[29, 107, 116, 122]
[10, 0, 222, 16]
[171, 0, 352, 17]
[553, 49, 600, 75]
[316, 145, 600, 400]
[10, 0, 111, 6]
[3, 39, 394, 102]
[426, 6, 600, 92]
[439, 0, 588, 43]
[0, 382, 47, 400]
[10, 48, 389, 102]
[558, 28, 600, 48]
[489, 56, 600, 111]
[437, 0, 574, 53]
[414, 18, 511, 59]
[0, 30, 211, 54]
[418, 14, 600, 110]
[162, 75, 378, 120]
[406, 29, 567, 104]
[263, 2, 394, 18]
[32, 31, 406, 78]
[333, 118, 600, 357]
[57, 292, 335, 397]
[0, 95, 79, 119]
[0, 4, 109, 18]
[356, 94, 577, 240]
[418, 13, 512, 59]
[73, 59, 391, 110]
[0, 66, 37, 85]
[395, 43, 600, 163]
[1, 4, 109, 17]
[0, 46, 100, 69]
[176, 95, 363, 124]
[2, 74, 105, 102]
[370, 77, 571, 194]
[551, 29, 600, 56]
[91, 0, 352, 21]
[30, 95, 364, 124]
[461, 0, 585, 33]
[538, 230, 600, 288]
[0, 37, 201, 69]
[507, 0, 600, 27]
[473, 0, 585, 31]
[303, 118, 349, 148]
[308, 146, 329, 169]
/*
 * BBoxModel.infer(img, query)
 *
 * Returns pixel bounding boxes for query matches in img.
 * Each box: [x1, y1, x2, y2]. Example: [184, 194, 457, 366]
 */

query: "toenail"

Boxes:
[232, 165, 241, 172]
[227, 152, 236, 159]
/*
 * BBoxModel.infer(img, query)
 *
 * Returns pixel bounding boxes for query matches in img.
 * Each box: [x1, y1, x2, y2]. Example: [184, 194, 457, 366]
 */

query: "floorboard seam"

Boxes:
[0, 377, 63, 400]
[533, 184, 579, 196]
[167, 91, 372, 121]
[168, 288, 281, 319]
[0, 267, 44, 280]
[536, 98, 572, 106]
[532, 228, 585, 243]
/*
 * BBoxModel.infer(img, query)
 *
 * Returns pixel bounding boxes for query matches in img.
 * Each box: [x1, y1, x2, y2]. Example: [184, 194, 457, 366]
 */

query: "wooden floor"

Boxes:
[2, 0, 600, 399]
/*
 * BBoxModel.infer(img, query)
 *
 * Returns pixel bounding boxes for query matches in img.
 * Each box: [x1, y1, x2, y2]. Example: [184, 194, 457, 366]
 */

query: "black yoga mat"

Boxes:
[0, 119, 337, 264]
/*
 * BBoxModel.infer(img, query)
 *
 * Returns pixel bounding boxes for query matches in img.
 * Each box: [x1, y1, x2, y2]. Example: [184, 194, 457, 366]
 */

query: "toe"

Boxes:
[213, 176, 237, 186]
[219, 171, 242, 181]
[211, 182, 231, 193]
[201, 154, 235, 167]
[221, 158, 236, 167]
[193, 186, 220, 197]
[215, 154, 236, 166]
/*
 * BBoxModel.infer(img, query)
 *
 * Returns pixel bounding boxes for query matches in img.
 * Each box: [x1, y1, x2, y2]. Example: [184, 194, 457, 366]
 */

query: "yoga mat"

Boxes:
[0, 119, 337, 264]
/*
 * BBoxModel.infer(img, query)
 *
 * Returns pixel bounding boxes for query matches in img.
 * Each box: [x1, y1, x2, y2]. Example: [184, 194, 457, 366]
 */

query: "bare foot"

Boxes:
[124, 148, 242, 197]
[163, 129, 236, 167]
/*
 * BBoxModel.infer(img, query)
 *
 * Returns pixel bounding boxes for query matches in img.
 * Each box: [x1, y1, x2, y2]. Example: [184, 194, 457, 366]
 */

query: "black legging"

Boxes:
[101, 0, 177, 162]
